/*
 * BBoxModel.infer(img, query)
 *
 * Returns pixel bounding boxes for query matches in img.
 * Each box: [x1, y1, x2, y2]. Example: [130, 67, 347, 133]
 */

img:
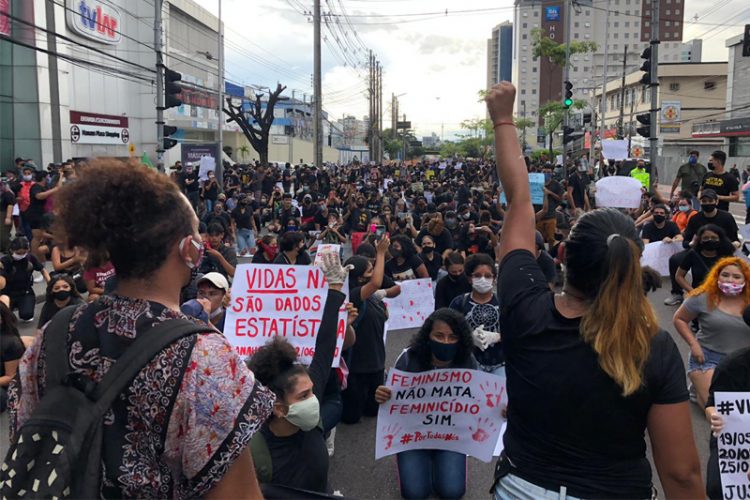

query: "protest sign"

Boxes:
[383, 279, 435, 331]
[595, 176, 643, 209]
[493, 420, 508, 457]
[313, 244, 341, 265]
[198, 155, 216, 181]
[499, 173, 545, 205]
[715, 392, 750, 499]
[224, 264, 348, 366]
[640, 241, 683, 276]
[740, 224, 750, 243]
[602, 139, 629, 160]
[376, 368, 505, 462]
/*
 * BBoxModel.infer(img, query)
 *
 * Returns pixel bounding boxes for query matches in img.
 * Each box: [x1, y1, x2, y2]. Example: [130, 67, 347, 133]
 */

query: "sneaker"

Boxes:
[663, 294, 683, 306]
[326, 428, 336, 457]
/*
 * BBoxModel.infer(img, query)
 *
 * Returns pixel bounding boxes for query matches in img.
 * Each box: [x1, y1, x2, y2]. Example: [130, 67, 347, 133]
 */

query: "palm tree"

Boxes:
[237, 145, 250, 163]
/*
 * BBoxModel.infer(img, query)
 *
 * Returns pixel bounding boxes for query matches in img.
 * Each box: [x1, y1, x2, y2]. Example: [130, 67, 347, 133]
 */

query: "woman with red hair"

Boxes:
[673, 256, 750, 408]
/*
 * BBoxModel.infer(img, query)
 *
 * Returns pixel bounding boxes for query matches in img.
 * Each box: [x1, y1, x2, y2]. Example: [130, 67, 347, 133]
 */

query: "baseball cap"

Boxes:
[699, 189, 718, 201]
[185, 161, 194, 167]
[198, 272, 229, 292]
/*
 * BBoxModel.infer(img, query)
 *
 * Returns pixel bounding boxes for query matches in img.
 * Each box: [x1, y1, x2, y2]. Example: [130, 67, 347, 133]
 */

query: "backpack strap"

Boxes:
[44, 305, 80, 389]
[89, 319, 210, 413]
[249, 432, 273, 483]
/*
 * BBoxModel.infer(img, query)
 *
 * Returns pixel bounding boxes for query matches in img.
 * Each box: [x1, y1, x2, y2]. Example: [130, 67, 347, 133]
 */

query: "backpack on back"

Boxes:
[17, 182, 33, 212]
[0, 306, 208, 498]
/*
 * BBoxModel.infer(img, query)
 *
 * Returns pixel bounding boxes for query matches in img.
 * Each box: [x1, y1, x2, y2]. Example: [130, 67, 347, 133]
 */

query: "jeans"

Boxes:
[397, 449, 466, 499]
[495, 473, 582, 500]
[668, 249, 688, 295]
[9, 291, 36, 321]
[236, 228, 255, 254]
[320, 390, 343, 434]
[205, 199, 214, 214]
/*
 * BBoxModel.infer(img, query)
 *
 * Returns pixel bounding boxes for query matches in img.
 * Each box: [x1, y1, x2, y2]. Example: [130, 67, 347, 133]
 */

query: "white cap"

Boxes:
[185, 161, 194, 167]
[197, 272, 229, 292]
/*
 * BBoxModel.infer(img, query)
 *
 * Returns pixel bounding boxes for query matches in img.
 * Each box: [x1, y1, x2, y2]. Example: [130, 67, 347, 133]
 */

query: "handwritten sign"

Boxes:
[640, 241, 683, 276]
[376, 368, 505, 462]
[500, 173, 545, 205]
[602, 139, 629, 160]
[224, 264, 348, 366]
[383, 279, 435, 331]
[715, 392, 750, 499]
[595, 176, 643, 209]
[313, 244, 341, 265]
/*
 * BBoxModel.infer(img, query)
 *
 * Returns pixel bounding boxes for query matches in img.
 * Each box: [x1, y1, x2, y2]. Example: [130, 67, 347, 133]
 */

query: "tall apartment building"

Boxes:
[486, 22, 514, 89]
[512, 0, 694, 146]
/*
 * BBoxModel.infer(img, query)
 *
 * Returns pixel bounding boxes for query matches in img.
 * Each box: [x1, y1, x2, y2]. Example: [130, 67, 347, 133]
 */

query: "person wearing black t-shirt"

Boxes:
[640, 204, 682, 244]
[37, 274, 85, 329]
[384, 235, 429, 281]
[486, 82, 703, 499]
[701, 150, 739, 212]
[252, 235, 278, 264]
[0, 301, 24, 412]
[199, 224, 237, 279]
[231, 196, 257, 256]
[273, 194, 302, 234]
[434, 252, 472, 309]
[273, 232, 312, 266]
[676, 225, 736, 293]
[0, 237, 49, 321]
[417, 235, 442, 281]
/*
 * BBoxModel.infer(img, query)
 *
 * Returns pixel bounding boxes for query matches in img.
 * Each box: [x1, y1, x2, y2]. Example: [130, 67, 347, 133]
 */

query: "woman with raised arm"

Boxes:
[486, 82, 704, 499]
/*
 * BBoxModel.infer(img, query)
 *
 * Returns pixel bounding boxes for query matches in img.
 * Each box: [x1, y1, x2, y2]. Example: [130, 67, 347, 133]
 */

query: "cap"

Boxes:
[303, 194, 313, 201]
[700, 189, 718, 201]
[198, 272, 229, 292]
[185, 162, 194, 167]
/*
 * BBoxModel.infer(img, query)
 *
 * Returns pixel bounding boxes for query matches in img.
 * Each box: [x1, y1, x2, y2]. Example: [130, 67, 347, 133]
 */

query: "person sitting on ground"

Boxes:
[274, 231, 312, 265]
[82, 249, 115, 303]
[0, 301, 23, 413]
[199, 223, 237, 278]
[640, 204, 682, 245]
[37, 274, 85, 330]
[434, 252, 472, 310]
[675, 224, 736, 296]
[0, 236, 50, 322]
[252, 234, 279, 264]
[375, 308, 477, 499]
[385, 235, 429, 281]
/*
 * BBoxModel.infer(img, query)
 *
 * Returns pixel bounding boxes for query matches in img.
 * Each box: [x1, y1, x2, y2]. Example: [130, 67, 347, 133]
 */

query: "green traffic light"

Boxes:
[564, 98, 573, 107]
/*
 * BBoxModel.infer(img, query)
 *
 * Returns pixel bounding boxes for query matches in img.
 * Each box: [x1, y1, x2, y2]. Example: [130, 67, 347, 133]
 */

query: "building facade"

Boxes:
[486, 21, 513, 90]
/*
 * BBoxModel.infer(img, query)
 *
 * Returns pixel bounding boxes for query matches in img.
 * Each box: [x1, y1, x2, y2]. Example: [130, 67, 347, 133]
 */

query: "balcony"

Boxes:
[691, 121, 721, 138]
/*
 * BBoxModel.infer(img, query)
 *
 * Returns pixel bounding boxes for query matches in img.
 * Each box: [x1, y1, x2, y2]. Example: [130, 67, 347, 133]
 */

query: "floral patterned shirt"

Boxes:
[8, 295, 274, 499]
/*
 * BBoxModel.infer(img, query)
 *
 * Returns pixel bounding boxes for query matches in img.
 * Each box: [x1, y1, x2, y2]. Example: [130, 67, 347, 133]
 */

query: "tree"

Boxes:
[514, 117, 535, 151]
[530, 28, 597, 66]
[237, 145, 250, 162]
[539, 99, 586, 157]
[223, 83, 287, 166]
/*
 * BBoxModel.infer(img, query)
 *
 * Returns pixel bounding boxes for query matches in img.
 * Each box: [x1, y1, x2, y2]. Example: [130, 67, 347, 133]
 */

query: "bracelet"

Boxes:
[493, 121, 515, 129]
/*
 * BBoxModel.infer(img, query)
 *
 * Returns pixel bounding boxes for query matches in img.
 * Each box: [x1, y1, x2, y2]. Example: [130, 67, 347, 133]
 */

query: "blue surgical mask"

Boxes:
[689, 156, 697, 165]
[429, 339, 458, 362]
[678, 205, 690, 213]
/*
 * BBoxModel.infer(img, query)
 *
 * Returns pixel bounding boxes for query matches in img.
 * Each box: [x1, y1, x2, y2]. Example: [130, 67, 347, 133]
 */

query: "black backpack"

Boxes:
[0, 306, 208, 498]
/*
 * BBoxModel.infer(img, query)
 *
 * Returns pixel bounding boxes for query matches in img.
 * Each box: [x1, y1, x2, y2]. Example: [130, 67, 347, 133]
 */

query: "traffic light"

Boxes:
[743, 24, 750, 57]
[563, 81, 573, 108]
[636, 113, 651, 138]
[164, 67, 183, 109]
[640, 47, 652, 86]
[563, 126, 575, 144]
[163, 124, 178, 150]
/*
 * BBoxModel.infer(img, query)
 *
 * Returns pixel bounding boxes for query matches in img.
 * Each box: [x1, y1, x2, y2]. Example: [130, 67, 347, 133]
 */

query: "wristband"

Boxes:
[493, 121, 515, 129]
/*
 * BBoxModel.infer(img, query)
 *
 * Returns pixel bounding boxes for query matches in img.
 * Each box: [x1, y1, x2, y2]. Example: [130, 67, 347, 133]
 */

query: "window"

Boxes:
[532, 89, 537, 95]
[625, 21, 630, 27]
[574, 33, 580, 39]
[521, 89, 526, 95]
[522, 33, 527, 39]
[522, 57, 527, 62]
[666, 9, 671, 14]
[585, 33, 591, 39]
[522, 22, 527, 28]
[521, 100, 526, 106]
[675, 9, 681, 15]
[625, 10, 630, 14]
[674, 31, 679, 38]
[635, 21, 640, 26]
[614, 33, 619, 39]
[522, 68, 527, 73]
[665, 20, 671, 26]
[574, 66, 579, 72]
[534, 23, 538, 28]
[625, 33, 630, 38]
[669, 82, 680, 91]
[705, 81, 716, 90]
[583, 66, 590, 72]
[613, 44, 619, 49]
[532, 67, 538, 72]
[575, 21, 580, 27]
[534, 10, 539, 16]
[522, 45, 528, 51]
[523, 12, 528, 17]
[585, 10, 591, 15]
[729, 137, 750, 157]
[614, 21, 619, 27]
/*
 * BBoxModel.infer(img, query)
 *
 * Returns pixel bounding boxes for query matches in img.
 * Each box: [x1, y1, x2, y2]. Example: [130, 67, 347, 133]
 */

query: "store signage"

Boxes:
[70, 111, 129, 145]
[721, 118, 750, 136]
[545, 6, 560, 21]
[180, 87, 219, 109]
[66, 0, 121, 45]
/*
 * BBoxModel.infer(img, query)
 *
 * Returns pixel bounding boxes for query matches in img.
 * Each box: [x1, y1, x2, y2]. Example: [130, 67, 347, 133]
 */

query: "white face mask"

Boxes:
[12, 252, 28, 261]
[285, 395, 320, 431]
[22, 174, 33, 182]
[472, 277, 494, 294]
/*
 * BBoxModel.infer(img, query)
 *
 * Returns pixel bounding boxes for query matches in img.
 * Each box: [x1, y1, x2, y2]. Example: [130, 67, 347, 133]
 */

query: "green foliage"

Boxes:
[539, 99, 586, 135]
[237, 145, 251, 162]
[530, 28, 597, 67]
[514, 117, 535, 130]
[530, 149, 561, 162]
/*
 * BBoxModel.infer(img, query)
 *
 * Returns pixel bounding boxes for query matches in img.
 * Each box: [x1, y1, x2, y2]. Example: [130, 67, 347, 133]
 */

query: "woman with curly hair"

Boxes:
[374, 308, 477, 499]
[673, 256, 750, 408]
[385, 234, 429, 281]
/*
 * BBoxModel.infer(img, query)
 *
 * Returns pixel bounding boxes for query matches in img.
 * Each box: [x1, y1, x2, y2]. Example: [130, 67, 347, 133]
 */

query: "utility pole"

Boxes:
[368, 50, 374, 162]
[313, 0, 323, 167]
[618, 44, 628, 140]
[521, 101, 528, 151]
[377, 62, 383, 162]
[598, 0, 611, 149]
[217, 0, 224, 184]
[648, 0, 660, 191]
[627, 94, 635, 156]
[562, 0, 572, 136]
[154, 0, 165, 172]
[391, 93, 396, 132]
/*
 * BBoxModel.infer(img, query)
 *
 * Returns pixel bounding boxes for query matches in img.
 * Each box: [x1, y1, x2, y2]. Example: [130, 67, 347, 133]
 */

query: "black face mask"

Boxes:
[52, 290, 71, 302]
[702, 203, 717, 214]
[422, 246, 434, 254]
[447, 273, 462, 282]
[390, 248, 402, 258]
[707, 162, 715, 171]
[653, 214, 666, 224]
[702, 240, 720, 251]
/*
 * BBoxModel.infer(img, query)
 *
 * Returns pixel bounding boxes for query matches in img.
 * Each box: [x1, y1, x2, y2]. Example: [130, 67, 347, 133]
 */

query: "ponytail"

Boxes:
[579, 235, 659, 396]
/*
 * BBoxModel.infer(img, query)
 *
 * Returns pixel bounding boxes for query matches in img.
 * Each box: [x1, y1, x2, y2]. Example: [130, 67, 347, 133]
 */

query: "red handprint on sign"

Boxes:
[382, 423, 402, 450]
[480, 381, 505, 409]
[469, 417, 497, 443]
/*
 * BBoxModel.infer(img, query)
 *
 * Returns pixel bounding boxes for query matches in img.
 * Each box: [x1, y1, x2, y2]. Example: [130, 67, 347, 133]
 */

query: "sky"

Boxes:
[196, 0, 749, 140]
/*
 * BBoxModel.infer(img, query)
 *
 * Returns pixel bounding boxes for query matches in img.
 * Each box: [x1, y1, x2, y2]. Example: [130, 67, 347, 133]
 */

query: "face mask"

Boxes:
[12, 252, 28, 261]
[422, 246, 434, 254]
[472, 277, 494, 294]
[390, 248, 402, 258]
[577, 166, 587, 172]
[52, 290, 71, 301]
[689, 156, 697, 165]
[209, 306, 225, 319]
[702, 240, 720, 251]
[285, 395, 320, 431]
[702, 203, 717, 214]
[287, 225, 298, 232]
[429, 339, 459, 362]
[719, 282, 745, 296]
[708, 162, 715, 171]
[462, 213, 471, 220]
[22, 174, 33, 182]
[678, 205, 690, 212]
[448, 273, 462, 282]
[180, 237, 204, 270]
[653, 215, 666, 224]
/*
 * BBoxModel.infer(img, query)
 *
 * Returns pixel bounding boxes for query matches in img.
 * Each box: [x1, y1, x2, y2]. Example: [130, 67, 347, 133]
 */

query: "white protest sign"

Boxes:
[313, 244, 341, 266]
[715, 392, 750, 499]
[198, 155, 216, 181]
[640, 241, 683, 276]
[601, 139, 629, 160]
[376, 368, 505, 462]
[225, 264, 348, 366]
[493, 420, 508, 456]
[595, 176, 643, 209]
[499, 173, 546, 206]
[383, 279, 435, 331]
